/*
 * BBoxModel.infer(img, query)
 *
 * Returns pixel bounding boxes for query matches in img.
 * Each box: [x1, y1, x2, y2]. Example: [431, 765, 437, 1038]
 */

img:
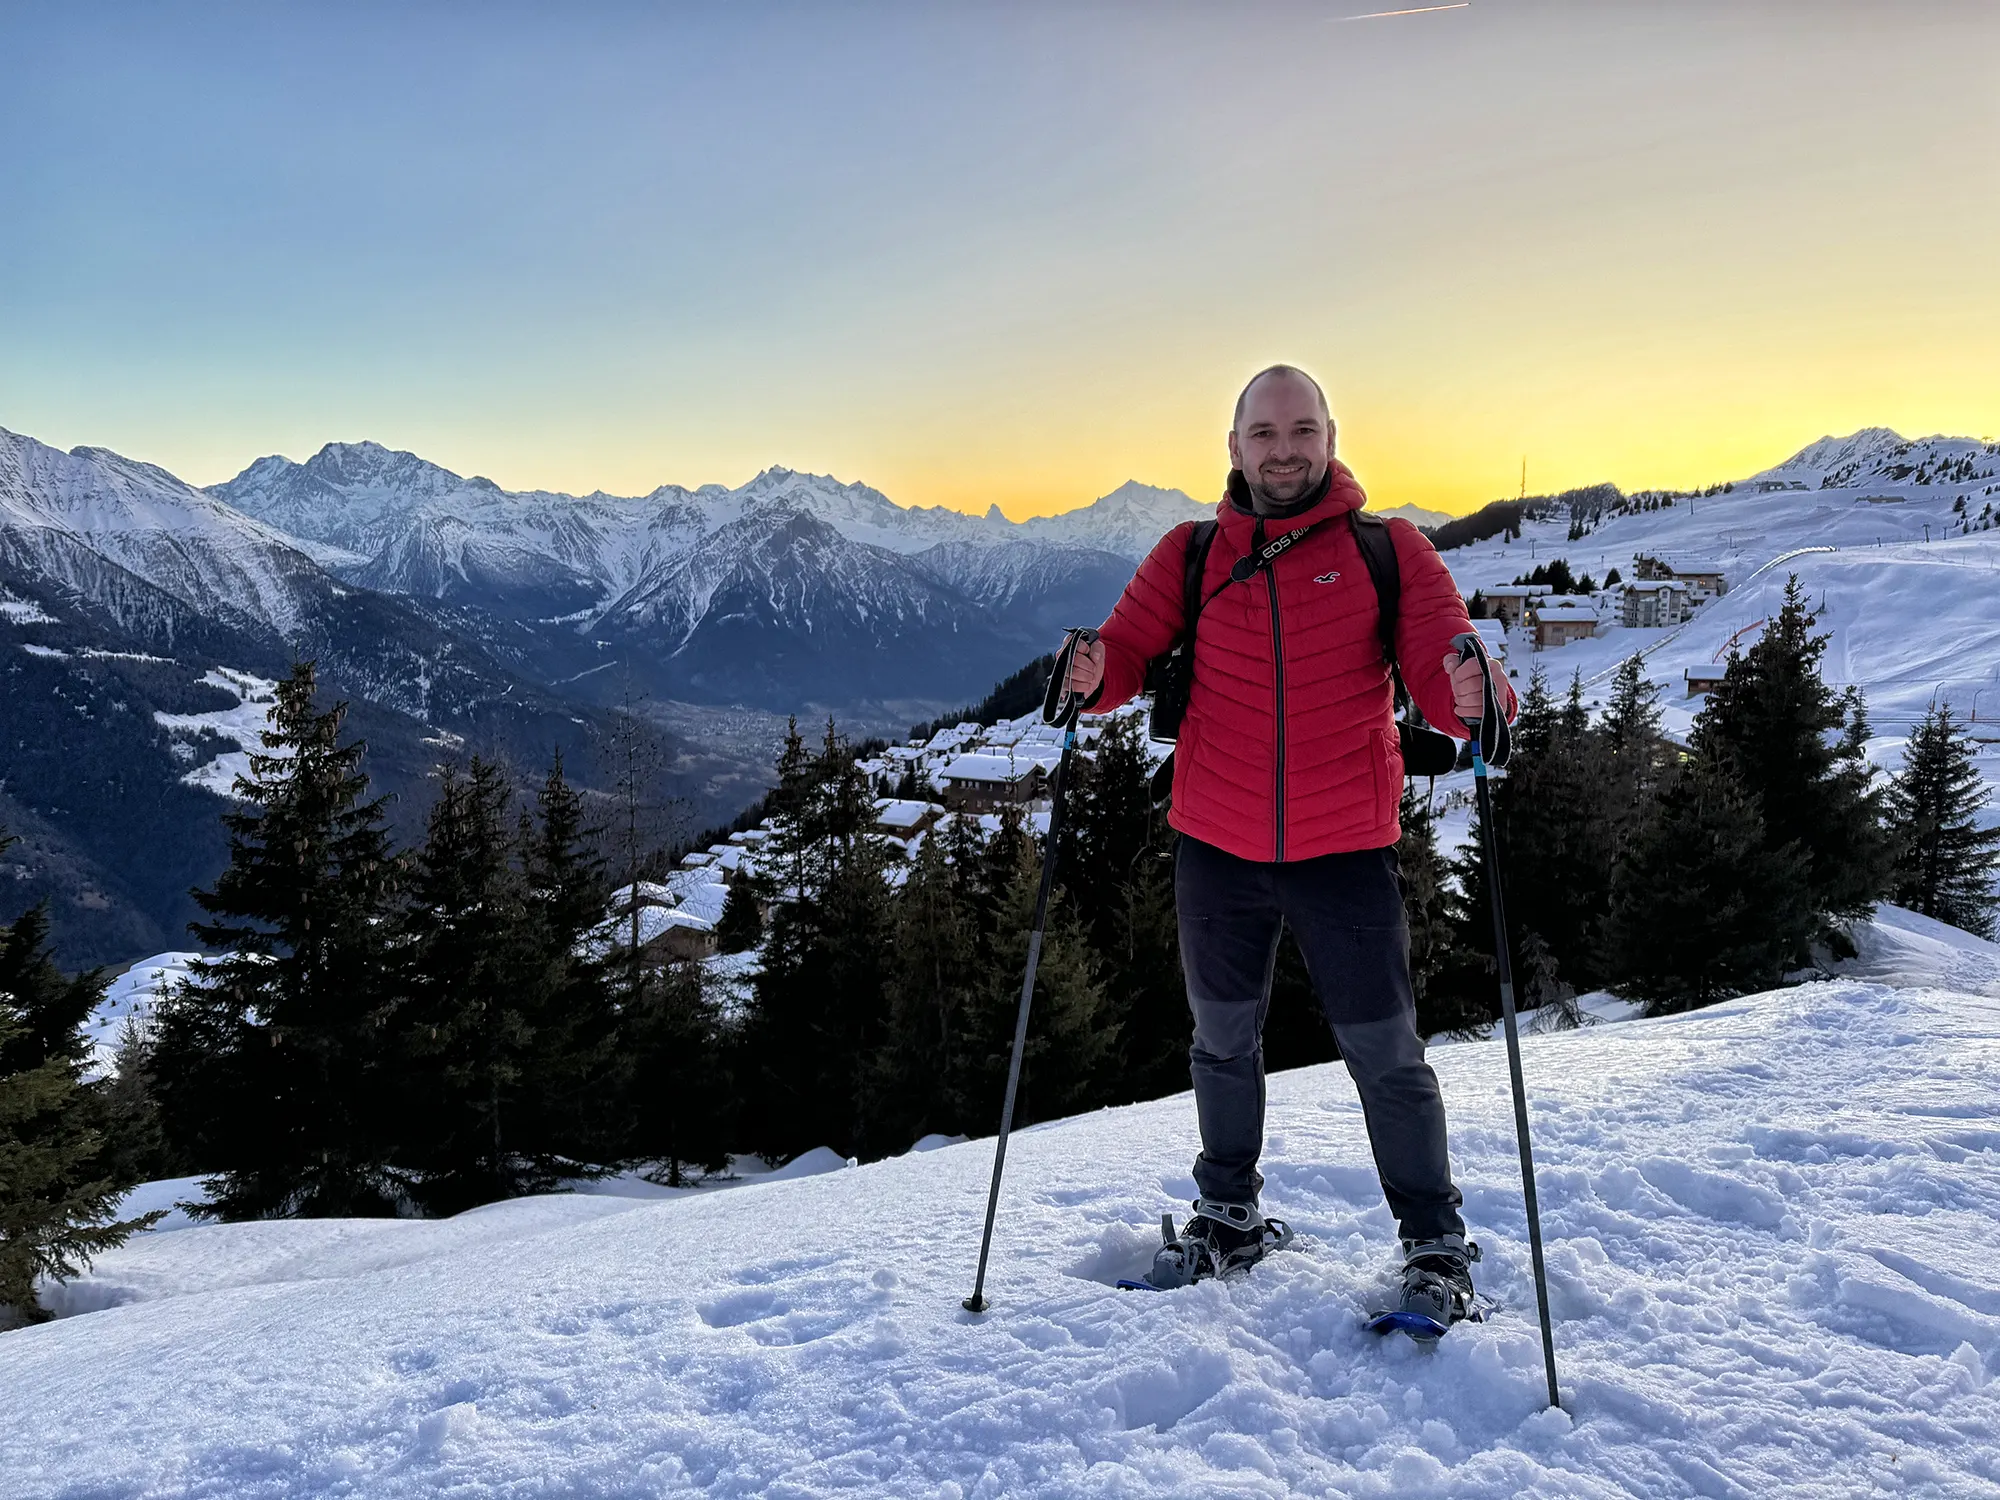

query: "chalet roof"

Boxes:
[872, 798, 941, 830]
[940, 753, 1041, 784]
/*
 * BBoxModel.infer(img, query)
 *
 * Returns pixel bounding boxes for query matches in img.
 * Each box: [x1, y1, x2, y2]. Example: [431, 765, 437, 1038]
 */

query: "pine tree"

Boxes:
[953, 835, 1111, 1134]
[390, 757, 551, 1215]
[151, 663, 402, 1219]
[1457, 669, 1619, 996]
[1103, 845, 1186, 1101]
[1061, 714, 1185, 1104]
[0, 869, 158, 1323]
[873, 827, 981, 1148]
[1399, 786, 1492, 1038]
[514, 752, 620, 1167]
[740, 721, 896, 1161]
[1603, 759, 1814, 1012]
[713, 882, 765, 954]
[622, 956, 734, 1185]
[1886, 702, 2000, 937]
[1693, 577, 1892, 940]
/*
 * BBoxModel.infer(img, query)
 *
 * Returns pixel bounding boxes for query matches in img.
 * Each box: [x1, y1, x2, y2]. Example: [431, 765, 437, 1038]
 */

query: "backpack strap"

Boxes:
[1180, 519, 1220, 648]
[1348, 511, 1405, 702]
[1352, 510, 1465, 782]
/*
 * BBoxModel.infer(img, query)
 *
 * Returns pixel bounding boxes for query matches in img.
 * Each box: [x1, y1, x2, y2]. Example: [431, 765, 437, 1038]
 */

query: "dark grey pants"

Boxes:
[1176, 834, 1466, 1243]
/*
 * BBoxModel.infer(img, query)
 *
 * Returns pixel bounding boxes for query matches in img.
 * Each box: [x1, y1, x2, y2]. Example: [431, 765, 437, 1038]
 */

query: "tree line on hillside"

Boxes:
[4, 580, 1998, 1322]
[1424, 578, 1998, 1021]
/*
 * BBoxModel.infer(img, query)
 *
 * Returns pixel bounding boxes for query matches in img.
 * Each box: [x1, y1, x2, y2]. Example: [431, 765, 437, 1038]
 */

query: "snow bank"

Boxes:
[9, 965, 2000, 1496]
[1841, 903, 2000, 998]
[82, 952, 199, 1074]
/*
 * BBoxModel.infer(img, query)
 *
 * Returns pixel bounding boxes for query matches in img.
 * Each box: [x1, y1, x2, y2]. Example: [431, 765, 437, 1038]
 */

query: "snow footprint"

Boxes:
[1096, 1349, 1232, 1432]
[697, 1254, 880, 1347]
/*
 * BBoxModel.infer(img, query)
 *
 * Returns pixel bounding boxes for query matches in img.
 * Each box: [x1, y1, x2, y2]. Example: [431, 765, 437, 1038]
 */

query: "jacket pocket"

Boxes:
[1371, 727, 1400, 812]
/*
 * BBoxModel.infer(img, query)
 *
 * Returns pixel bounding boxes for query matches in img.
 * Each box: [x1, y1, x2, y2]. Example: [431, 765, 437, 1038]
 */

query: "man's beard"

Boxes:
[1247, 460, 1328, 510]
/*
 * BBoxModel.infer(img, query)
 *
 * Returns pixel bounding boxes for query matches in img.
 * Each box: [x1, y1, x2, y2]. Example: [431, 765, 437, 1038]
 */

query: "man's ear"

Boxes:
[1227, 429, 1241, 470]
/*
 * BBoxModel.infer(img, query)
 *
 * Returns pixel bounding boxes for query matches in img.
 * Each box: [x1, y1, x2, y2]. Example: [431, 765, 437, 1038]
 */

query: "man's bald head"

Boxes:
[1228, 364, 1335, 511]
[1232, 365, 1330, 433]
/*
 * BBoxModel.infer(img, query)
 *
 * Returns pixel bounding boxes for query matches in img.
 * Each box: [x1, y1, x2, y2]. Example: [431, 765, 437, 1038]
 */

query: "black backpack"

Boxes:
[1146, 511, 1462, 807]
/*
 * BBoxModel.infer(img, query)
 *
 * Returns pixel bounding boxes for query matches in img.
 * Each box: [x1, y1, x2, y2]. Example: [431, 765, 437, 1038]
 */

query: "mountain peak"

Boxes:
[1766, 428, 1910, 477]
[300, 441, 470, 494]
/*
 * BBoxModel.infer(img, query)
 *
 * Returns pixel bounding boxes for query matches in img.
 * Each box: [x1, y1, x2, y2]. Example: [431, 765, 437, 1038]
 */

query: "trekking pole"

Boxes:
[1452, 631, 1562, 1411]
[963, 627, 1097, 1314]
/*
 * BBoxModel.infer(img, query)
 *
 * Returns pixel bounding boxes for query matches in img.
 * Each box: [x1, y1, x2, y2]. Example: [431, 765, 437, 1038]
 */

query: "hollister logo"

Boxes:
[1314, 570, 1341, 584]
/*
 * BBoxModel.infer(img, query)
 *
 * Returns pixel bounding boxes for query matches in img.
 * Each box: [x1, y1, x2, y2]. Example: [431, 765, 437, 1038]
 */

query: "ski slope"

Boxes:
[1438, 512, 2000, 814]
[7, 913, 2000, 1497]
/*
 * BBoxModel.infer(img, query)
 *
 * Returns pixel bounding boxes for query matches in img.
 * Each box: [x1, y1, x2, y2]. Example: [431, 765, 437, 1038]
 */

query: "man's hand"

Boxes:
[1066, 637, 1106, 699]
[1442, 650, 1513, 724]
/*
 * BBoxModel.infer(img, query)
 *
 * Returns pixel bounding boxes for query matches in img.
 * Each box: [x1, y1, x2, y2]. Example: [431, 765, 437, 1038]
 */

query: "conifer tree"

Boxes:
[1887, 702, 2000, 937]
[514, 752, 620, 1166]
[0, 855, 158, 1323]
[874, 826, 981, 1147]
[1603, 759, 1813, 1011]
[390, 757, 551, 1215]
[1456, 669, 1618, 996]
[622, 956, 734, 1185]
[1398, 787, 1492, 1038]
[1062, 714, 1185, 1103]
[741, 721, 895, 1161]
[955, 835, 1111, 1133]
[151, 663, 401, 1219]
[1103, 847, 1186, 1101]
[97, 1016, 177, 1187]
[1602, 655, 1668, 786]
[714, 882, 765, 954]
[1693, 577, 1892, 937]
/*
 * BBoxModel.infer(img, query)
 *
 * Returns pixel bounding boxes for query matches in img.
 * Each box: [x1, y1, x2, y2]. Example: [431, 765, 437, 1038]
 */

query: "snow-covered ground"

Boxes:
[151, 667, 282, 797]
[1436, 434, 2000, 818]
[10, 914, 2000, 1498]
[81, 952, 200, 1075]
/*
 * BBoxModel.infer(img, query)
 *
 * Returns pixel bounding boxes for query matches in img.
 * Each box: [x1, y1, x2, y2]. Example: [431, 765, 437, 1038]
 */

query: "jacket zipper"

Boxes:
[1266, 563, 1287, 861]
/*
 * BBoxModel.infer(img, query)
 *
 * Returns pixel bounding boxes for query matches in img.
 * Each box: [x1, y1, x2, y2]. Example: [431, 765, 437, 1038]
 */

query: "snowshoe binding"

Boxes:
[1367, 1234, 1486, 1342]
[1117, 1200, 1295, 1291]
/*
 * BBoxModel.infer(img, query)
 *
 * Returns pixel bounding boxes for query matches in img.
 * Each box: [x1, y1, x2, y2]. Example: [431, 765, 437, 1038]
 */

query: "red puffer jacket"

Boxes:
[1090, 462, 1492, 862]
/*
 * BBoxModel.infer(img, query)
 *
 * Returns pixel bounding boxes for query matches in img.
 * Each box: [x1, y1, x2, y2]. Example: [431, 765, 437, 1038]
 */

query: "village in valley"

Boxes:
[611, 549, 1742, 983]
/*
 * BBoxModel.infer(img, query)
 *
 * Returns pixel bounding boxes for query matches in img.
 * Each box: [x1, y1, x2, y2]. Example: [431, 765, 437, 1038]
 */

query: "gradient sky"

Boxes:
[3, 2, 1996, 518]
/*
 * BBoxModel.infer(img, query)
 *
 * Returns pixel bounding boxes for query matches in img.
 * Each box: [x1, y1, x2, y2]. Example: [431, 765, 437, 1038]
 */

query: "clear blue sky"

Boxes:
[3, 2, 1995, 515]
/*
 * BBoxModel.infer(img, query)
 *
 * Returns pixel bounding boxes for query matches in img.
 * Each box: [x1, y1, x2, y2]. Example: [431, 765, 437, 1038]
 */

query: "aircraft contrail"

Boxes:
[1340, 2, 1469, 19]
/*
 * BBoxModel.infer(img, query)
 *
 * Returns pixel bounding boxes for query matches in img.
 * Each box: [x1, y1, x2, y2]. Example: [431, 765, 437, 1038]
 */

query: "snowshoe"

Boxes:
[1366, 1234, 1484, 1342]
[1116, 1200, 1295, 1291]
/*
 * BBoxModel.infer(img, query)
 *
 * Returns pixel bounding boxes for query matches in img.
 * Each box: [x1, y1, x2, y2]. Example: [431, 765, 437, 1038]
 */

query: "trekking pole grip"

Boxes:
[1451, 631, 1511, 770]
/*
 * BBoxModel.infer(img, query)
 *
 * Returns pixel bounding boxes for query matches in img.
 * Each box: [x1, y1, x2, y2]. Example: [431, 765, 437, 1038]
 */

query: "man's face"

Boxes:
[1228, 373, 1334, 506]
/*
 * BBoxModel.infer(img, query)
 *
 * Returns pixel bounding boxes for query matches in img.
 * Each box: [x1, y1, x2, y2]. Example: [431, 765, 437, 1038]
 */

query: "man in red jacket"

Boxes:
[1065, 364, 1517, 1323]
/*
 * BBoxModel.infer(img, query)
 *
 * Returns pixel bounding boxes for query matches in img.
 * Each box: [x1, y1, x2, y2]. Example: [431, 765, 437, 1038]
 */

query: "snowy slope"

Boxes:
[11, 929, 2000, 1496]
[1432, 430, 2000, 811]
[0, 427, 330, 637]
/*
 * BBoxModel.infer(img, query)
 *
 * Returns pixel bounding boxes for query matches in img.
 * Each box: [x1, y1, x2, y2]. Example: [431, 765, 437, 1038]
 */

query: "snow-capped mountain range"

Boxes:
[5, 416, 1997, 966]
[209, 446, 1207, 705]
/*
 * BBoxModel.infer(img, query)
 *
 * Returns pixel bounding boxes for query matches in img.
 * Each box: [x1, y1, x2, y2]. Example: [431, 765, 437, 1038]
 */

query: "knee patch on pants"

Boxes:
[1190, 998, 1264, 1062]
